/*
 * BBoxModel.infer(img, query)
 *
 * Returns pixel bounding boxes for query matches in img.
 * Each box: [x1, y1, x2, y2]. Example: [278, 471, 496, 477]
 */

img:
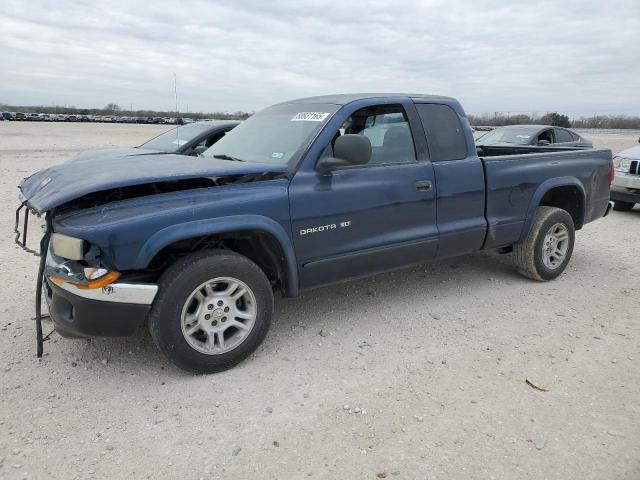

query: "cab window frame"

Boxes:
[414, 103, 468, 162]
[318, 103, 421, 170]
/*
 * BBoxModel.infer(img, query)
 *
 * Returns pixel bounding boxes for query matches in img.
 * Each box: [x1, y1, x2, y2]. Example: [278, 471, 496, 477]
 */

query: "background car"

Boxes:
[69, 120, 240, 162]
[475, 124, 593, 148]
[611, 139, 640, 211]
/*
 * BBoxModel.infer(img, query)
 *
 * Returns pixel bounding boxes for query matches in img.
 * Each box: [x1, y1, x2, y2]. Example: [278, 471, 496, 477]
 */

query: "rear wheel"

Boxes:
[512, 206, 575, 281]
[149, 250, 273, 373]
[613, 200, 635, 212]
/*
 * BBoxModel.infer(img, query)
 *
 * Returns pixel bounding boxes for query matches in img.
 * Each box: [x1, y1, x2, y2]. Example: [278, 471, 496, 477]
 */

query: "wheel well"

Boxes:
[145, 231, 288, 292]
[539, 186, 584, 229]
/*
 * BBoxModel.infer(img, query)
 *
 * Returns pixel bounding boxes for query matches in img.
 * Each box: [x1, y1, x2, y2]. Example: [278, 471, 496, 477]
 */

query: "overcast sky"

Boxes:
[1, 0, 639, 116]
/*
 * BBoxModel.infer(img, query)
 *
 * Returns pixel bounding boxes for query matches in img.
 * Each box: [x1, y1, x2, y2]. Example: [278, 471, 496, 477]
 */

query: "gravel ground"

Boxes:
[1, 122, 639, 480]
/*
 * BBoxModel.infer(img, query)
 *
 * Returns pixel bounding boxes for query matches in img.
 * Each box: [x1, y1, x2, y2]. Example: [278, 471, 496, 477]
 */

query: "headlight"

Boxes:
[51, 233, 86, 260]
[613, 156, 631, 172]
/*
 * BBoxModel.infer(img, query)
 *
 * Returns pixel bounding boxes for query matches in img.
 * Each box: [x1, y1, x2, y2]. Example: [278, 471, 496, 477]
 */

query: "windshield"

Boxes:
[476, 127, 536, 145]
[203, 103, 339, 166]
[140, 123, 214, 152]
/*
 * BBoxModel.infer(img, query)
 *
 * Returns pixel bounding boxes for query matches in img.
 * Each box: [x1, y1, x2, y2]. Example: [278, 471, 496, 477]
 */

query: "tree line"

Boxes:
[3, 102, 640, 129]
[467, 112, 640, 129]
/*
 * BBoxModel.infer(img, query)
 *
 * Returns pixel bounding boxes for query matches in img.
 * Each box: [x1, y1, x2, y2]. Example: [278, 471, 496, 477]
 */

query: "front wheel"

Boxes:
[613, 200, 635, 212]
[149, 250, 273, 373]
[512, 206, 575, 281]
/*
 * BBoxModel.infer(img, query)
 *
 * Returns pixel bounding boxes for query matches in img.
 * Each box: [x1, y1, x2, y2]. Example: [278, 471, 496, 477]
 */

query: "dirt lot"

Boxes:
[1, 123, 639, 480]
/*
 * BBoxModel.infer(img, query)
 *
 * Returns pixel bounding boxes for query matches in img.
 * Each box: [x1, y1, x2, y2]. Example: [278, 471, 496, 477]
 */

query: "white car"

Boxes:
[611, 139, 640, 211]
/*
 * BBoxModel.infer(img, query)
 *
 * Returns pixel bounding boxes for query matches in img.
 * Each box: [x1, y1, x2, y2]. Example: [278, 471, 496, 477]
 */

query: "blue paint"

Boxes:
[20, 94, 613, 297]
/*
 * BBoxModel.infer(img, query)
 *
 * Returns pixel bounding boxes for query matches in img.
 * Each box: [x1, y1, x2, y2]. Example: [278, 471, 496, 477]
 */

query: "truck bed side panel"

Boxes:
[482, 149, 612, 249]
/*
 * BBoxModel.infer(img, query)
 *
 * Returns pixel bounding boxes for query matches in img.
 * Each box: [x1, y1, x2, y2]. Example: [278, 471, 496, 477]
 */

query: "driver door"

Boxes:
[288, 102, 438, 289]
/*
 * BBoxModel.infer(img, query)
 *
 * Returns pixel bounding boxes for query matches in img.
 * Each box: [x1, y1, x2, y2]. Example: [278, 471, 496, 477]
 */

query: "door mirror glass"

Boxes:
[537, 139, 551, 146]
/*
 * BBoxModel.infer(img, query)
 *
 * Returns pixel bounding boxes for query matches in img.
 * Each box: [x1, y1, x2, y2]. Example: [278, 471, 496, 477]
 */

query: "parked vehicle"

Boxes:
[69, 121, 239, 163]
[475, 124, 592, 148]
[16, 93, 613, 373]
[610, 139, 640, 211]
[1, 112, 12, 120]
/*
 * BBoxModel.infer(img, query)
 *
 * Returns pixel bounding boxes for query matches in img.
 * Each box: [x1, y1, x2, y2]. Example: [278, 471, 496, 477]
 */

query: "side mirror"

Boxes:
[316, 134, 372, 172]
[192, 145, 208, 156]
[537, 139, 551, 146]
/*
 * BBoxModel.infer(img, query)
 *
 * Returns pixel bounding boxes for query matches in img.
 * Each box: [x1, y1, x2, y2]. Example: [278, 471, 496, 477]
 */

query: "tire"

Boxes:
[512, 206, 575, 281]
[612, 200, 635, 212]
[149, 249, 273, 373]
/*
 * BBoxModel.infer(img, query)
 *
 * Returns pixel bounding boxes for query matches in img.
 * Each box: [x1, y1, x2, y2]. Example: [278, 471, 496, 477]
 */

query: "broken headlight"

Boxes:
[51, 233, 87, 261]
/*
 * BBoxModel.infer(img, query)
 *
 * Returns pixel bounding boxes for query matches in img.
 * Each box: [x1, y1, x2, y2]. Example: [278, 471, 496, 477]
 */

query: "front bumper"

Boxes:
[610, 186, 640, 204]
[44, 280, 152, 338]
[44, 250, 158, 338]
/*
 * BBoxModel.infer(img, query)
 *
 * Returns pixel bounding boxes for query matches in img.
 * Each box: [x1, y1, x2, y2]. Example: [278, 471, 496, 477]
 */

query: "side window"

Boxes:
[415, 104, 467, 161]
[554, 128, 573, 143]
[329, 105, 416, 165]
[537, 129, 554, 144]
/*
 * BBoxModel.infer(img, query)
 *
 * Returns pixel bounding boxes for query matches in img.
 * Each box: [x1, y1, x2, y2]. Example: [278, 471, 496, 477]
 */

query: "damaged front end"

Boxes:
[16, 154, 290, 357]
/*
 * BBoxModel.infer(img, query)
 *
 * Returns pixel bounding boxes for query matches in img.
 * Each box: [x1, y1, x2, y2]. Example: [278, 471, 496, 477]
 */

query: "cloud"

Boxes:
[1, 0, 639, 116]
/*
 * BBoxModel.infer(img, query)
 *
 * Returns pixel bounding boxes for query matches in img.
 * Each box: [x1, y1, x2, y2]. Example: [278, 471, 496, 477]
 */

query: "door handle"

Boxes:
[415, 180, 433, 192]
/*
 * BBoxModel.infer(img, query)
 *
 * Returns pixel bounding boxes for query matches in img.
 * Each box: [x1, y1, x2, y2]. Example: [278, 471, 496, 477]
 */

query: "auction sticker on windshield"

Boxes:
[291, 112, 330, 122]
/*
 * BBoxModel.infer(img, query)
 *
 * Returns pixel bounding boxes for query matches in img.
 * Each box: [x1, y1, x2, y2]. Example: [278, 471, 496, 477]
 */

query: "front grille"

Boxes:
[631, 160, 640, 175]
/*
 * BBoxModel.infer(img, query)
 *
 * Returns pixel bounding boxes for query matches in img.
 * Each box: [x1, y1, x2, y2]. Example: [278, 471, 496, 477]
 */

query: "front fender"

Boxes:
[519, 176, 585, 242]
[136, 214, 299, 296]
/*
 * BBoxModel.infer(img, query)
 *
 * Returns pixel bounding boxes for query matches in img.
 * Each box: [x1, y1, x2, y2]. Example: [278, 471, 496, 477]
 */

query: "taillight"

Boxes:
[610, 161, 615, 187]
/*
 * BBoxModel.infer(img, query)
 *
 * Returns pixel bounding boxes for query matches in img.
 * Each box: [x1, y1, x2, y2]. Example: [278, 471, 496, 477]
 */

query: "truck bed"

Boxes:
[479, 147, 613, 249]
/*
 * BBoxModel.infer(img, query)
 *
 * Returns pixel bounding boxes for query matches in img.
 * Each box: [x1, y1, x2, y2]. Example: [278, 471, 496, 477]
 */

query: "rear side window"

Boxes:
[554, 128, 573, 143]
[416, 104, 467, 161]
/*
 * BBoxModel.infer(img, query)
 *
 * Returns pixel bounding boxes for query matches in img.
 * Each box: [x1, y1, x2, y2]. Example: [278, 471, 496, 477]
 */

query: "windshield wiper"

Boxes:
[213, 154, 244, 162]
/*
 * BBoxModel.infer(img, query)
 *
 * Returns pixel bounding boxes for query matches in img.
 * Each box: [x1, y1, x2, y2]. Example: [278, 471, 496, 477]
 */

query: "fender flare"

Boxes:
[135, 214, 299, 296]
[519, 177, 585, 242]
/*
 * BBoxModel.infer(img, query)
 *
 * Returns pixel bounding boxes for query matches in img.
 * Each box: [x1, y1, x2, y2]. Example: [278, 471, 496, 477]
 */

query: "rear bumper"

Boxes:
[603, 201, 614, 217]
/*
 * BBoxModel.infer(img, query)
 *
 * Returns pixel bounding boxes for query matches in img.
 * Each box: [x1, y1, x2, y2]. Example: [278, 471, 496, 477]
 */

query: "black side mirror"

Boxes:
[316, 134, 372, 172]
[537, 139, 551, 146]
[192, 145, 208, 156]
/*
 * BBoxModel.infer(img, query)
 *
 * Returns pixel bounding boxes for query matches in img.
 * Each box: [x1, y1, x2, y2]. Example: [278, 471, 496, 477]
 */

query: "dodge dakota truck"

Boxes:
[15, 93, 614, 373]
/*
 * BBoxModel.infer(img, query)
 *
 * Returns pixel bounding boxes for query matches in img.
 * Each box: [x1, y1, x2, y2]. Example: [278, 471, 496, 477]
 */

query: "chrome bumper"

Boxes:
[45, 250, 158, 305]
[603, 201, 614, 217]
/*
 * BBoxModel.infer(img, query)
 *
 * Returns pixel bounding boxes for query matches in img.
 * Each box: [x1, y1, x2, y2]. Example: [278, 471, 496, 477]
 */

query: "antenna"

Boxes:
[173, 72, 179, 121]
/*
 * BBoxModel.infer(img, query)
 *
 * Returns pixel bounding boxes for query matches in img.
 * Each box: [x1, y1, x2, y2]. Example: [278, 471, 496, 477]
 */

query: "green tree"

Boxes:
[540, 112, 571, 128]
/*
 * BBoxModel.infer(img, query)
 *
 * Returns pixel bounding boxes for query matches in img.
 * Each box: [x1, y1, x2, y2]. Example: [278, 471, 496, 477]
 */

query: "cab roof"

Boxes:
[284, 93, 456, 105]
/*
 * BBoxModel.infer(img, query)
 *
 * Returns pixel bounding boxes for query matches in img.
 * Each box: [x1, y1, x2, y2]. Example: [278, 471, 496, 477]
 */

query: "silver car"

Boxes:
[475, 125, 593, 148]
[611, 139, 640, 211]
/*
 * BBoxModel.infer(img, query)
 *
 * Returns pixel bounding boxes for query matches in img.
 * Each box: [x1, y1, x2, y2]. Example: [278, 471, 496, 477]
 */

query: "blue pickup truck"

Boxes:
[16, 94, 614, 373]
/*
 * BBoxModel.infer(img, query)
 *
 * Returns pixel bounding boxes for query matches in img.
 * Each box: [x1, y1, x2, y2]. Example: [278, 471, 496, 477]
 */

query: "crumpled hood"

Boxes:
[618, 145, 640, 159]
[19, 153, 288, 214]
[68, 147, 163, 163]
